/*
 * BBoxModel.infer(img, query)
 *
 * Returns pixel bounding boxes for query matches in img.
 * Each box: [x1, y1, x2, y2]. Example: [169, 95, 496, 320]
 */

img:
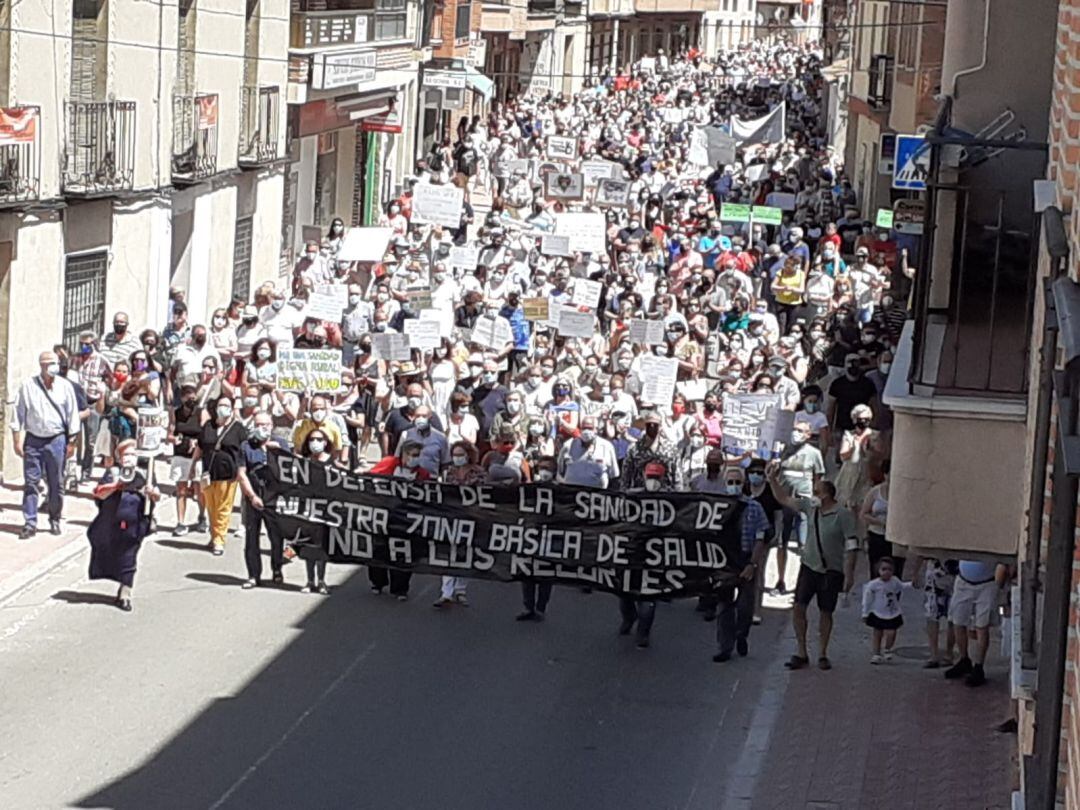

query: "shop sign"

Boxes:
[312, 50, 376, 90]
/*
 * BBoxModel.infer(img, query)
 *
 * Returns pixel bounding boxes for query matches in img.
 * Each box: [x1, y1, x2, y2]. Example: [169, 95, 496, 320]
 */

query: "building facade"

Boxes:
[0, 0, 290, 475]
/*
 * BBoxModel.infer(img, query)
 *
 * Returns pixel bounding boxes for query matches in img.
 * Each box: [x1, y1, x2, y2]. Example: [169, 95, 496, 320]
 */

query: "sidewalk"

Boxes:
[739, 557, 1016, 809]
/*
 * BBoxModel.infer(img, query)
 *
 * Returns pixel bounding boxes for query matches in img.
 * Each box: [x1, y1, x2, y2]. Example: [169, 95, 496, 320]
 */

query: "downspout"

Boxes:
[947, 0, 990, 99]
[1024, 207, 1070, 665]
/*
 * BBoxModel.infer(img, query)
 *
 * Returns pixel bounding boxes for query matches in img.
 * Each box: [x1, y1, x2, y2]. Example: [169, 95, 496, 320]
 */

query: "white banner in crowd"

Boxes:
[555, 212, 606, 255]
[472, 314, 514, 349]
[555, 307, 595, 339]
[629, 318, 665, 346]
[304, 291, 347, 321]
[403, 318, 442, 350]
[276, 348, 344, 393]
[448, 245, 479, 269]
[335, 227, 394, 262]
[540, 233, 572, 256]
[638, 355, 678, 406]
[412, 184, 465, 228]
[372, 333, 411, 361]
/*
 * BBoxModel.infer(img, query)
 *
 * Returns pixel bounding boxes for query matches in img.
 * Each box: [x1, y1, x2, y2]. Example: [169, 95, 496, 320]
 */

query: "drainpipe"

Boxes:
[1028, 274, 1080, 807]
[1024, 207, 1070, 665]
[948, 0, 990, 99]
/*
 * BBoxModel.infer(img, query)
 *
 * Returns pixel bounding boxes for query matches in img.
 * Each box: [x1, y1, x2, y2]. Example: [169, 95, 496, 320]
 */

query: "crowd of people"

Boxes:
[9, 41, 1006, 680]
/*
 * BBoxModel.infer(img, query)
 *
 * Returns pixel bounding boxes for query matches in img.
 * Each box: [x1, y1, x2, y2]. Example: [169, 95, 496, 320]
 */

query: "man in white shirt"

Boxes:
[171, 325, 221, 385]
[557, 415, 619, 488]
[260, 289, 305, 347]
[11, 351, 82, 537]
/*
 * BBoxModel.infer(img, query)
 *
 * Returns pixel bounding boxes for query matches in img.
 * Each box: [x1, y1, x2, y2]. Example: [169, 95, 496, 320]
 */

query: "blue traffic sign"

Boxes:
[892, 134, 930, 191]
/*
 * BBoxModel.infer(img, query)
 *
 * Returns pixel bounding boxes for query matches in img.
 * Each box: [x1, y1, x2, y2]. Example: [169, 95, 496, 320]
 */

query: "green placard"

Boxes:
[721, 203, 753, 223]
[752, 205, 783, 226]
[875, 208, 894, 229]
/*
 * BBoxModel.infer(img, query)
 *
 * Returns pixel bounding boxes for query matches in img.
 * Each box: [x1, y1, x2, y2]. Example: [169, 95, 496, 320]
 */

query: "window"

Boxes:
[232, 216, 253, 302]
[454, 1, 471, 42]
[63, 252, 108, 350]
[375, 0, 406, 41]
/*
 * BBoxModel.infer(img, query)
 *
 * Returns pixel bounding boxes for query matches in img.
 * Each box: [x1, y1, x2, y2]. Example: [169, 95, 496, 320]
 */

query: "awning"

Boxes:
[465, 66, 495, 102]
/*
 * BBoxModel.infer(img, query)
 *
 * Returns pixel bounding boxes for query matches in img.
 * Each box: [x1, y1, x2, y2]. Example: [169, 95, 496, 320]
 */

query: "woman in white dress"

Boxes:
[427, 340, 460, 422]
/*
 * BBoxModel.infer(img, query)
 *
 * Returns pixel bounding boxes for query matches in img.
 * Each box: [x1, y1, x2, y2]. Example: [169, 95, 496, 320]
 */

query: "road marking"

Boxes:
[207, 640, 378, 810]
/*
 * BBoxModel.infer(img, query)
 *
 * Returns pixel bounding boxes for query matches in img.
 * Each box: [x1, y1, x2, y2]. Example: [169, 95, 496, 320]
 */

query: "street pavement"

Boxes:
[0, 479, 1015, 810]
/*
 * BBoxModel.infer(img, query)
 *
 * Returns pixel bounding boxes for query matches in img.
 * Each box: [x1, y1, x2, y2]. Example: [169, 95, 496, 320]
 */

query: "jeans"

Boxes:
[242, 499, 284, 580]
[23, 433, 66, 529]
[716, 579, 757, 654]
[521, 580, 552, 613]
[81, 409, 101, 476]
[781, 507, 807, 549]
[619, 597, 656, 641]
[305, 558, 328, 584]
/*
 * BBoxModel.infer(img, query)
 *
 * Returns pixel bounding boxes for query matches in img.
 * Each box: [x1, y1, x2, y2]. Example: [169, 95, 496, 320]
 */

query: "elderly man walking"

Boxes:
[11, 350, 82, 538]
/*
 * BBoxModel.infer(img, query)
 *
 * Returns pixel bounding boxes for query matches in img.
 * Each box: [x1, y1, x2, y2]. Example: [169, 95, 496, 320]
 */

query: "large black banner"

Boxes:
[262, 453, 746, 599]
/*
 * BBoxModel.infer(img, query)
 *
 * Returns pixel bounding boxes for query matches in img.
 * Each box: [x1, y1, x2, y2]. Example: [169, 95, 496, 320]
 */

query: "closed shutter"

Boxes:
[232, 216, 254, 302]
[71, 0, 104, 103]
[177, 0, 195, 99]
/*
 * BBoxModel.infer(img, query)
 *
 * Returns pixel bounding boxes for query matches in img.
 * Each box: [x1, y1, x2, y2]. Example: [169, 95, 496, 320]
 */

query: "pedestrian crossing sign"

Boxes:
[892, 134, 930, 191]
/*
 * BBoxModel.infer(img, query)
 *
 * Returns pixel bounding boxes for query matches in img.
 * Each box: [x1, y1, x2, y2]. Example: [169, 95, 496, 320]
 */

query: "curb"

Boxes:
[0, 536, 88, 607]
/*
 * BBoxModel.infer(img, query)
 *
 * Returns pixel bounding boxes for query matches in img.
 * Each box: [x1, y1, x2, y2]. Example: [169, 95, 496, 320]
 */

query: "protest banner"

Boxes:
[276, 348, 344, 393]
[403, 318, 442, 351]
[522, 297, 550, 321]
[721, 203, 752, 223]
[765, 191, 797, 210]
[595, 178, 631, 207]
[412, 184, 464, 228]
[744, 164, 768, 183]
[555, 212, 606, 254]
[721, 393, 792, 458]
[688, 128, 709, 166]
[752, 205, 783, 226]
[448, 245, 479, 270]
[730, 103, 785, 145]
[372, 333, 411, 361]
[262, 452, 746, 598]
[545, 171, 585, 200]
[629, 318, 665, 346]
[638, 355, 678, 405]
[547, 135, 578, 160]
[407, 288, 433, 311]
[875, 208, 895, 229]
[136, 406, 168, 454]
[555, 307, 595, 338]
[303, 291, 347, 321]
[420, 307, 453, 338]
[581, 160, 616, 185]
[571, 278, 603, 310]
[333, 227, 395, 263]
[472, 314, 514, 349]
[540, 233, 572, 257]
[704, 127, 738, 166]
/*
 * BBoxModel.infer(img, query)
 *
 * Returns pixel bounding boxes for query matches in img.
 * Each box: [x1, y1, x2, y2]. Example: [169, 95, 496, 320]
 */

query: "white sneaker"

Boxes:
[870, 654, 883, 665]
[883, 650, 895, 662]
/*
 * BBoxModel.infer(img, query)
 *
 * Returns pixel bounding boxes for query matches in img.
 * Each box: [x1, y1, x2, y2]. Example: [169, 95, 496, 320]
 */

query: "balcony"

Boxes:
[633, 0, 712, 12]
[239, 85, 281, 167]
[290, 9, 408, 52]
[0, 106, 41, 206]
[867, 53, 894, 110]
[63, 101, 136, 196]
[528, 0, 560, 12]
[172, 94, 219, 184]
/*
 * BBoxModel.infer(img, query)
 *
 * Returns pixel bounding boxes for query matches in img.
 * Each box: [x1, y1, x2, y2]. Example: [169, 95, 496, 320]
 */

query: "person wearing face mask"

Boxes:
[236, 304, 267, 360]
[340, 285, 374, 366]
[170, 325, 221, 395]
[191, 395, 245, 555]
[835, 403, 879, 517]
[488, 389, 528, 446]
[695, 394, 723, 448]
[557, 414, 619, 488]
[367, 441, 431, 598]
[827, 352, 877, 440]
[292, 394, 347, 464]
[168, 383, 208, 536]
[435, 440, 486, 608]
[766, 467, 858, 672]
[74, 331, 113, 483]
[384, 383, 442, 454]
[470, 359, 509, 439]
[86, 439, 160, 611]
[100, 311, 142, 368]
[260, 289, 306, 347]
[794, 385, 830, 451]
[293, 429, 340, 594]
[774, 419, 826, 593]
[395, 405, 449, 476]
[11, 350, 83, 538]
[236, 413, 291, 589]
[712, 465, 771, 663]
[617, 461, 669, 649]
[678, 425, 710, 483]
[209, 307, 238, 369]
[161, 302, 192, 364]
[620, 410, 682, 491]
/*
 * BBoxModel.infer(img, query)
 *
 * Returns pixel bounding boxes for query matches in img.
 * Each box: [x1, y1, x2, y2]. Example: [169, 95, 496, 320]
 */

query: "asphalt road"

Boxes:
[0, 507, 797, 810]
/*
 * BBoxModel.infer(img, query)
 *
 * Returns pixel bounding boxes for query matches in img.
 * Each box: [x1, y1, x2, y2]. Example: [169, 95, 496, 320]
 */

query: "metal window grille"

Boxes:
[63, 251, 108, 350]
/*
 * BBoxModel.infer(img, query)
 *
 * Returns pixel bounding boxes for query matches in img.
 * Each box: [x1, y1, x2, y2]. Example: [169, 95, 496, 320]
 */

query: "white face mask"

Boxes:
[216, 405, 232, 419]
[536, 470, 554, 482]
[349, 294, 361, 306]
[452, 455, 468, 467]
[253, 426, 271, 442]
[507, 400, 522, 414]
[690, 436, 705, 449]
[644, 478, 662, 492]
[414, 416, 430, 431]
[311, 409, 326, 423]
[407, 396, 423, 409]
[257, 347, 272, 360]
[879, 362, 892, 374]
[404, 455, 421, 469]
[308, 439, 326, 454]
[120, 454, 137, 470]
[213, 317, 226, 328]
[271, 299, 285, 311]
[580, 429, 596, 444]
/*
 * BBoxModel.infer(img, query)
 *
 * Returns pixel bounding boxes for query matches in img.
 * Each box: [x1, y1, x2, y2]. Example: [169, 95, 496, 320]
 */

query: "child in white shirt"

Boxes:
[862, 557, 910, 664]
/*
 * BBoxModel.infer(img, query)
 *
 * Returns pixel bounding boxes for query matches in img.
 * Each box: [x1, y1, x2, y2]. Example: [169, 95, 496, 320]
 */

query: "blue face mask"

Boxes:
[748, 473, 765, 486]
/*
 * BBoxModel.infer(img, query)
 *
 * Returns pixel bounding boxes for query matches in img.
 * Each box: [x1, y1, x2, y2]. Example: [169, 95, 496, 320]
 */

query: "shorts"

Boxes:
[793, 565, 845, 613]
[947, 577, 998, 629]
[169, 456, 198, 484]
[923, 588, 951, 621]
[865, 613, 903, 630]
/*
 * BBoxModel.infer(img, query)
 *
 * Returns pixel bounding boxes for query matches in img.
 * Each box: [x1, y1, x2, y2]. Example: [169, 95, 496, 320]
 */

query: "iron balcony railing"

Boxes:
[63, 101, 136, 195]
[0, 105, 41, 205]
[239, 85, 281, 166]
[172, 93, 219, 183]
